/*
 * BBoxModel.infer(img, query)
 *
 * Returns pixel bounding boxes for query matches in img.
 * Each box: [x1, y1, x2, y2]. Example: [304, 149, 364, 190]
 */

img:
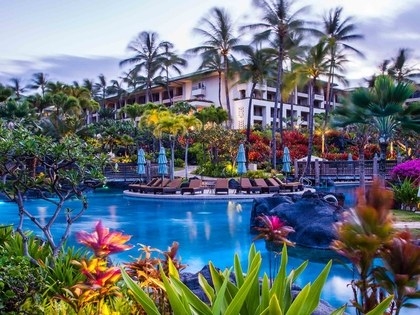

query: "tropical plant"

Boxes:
[188, 7, 241, 125]
[0, 125, 107, 260]
[387, 48, 420, 83]
[120, 31, 167, 103]
[331, 179, 420, 314]
[244, 0, 309, 169]
[331, 75, 420, 178]
[390, 159, 420, 183]
[27, 72, 49, 96]
[390, 178, 419, 211]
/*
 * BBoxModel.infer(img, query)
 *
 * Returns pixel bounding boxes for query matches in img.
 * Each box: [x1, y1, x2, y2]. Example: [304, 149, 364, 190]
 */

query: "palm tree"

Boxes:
[94, 74, 110, 109]
[188, 7, 241, 125]
[120, 31, 166, 103]
[387, 48, 420, 83]
[28, 72, 49, 97]
[8, 78, 26, 100]
[159, 41, 187, 105]
[194, 104, 229, 127]
[293, 41, 330, 176]
[312, 7, 363, 153]
[197, 51, 224, 107]
[244, 0, 309, 169]
[331, 75, 420, 179]
[179, 115, 202, 179]
[235, 45, 276, 161]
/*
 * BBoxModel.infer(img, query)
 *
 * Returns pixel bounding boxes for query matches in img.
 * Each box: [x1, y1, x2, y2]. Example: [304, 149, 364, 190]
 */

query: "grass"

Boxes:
[392, 209, 420, 222]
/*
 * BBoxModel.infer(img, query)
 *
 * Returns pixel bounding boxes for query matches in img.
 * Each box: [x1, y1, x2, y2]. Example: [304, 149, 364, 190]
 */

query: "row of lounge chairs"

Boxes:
[128, 177, 303, 195]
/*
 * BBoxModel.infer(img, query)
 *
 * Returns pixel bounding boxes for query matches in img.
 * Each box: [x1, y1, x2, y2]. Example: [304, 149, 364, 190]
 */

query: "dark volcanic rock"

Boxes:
[251, 191, 346, 249]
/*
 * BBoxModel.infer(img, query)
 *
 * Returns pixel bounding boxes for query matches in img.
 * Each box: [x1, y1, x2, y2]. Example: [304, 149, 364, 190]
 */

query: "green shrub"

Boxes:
[174, 158, 184, 168]
[391, 178, 419, 211]
[0, 253, 44, 313]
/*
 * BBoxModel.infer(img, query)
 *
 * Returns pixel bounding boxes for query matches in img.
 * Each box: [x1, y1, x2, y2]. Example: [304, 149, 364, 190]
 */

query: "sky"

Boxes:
[1, 0, 420, 89]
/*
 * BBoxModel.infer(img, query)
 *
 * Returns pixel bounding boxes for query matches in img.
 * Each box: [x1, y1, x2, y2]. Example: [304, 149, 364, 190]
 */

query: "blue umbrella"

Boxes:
[282, 147, 291, 174]
[137, 148, 146, 175]
[157, 146, 168, 178]
[236, 143, 247, 176]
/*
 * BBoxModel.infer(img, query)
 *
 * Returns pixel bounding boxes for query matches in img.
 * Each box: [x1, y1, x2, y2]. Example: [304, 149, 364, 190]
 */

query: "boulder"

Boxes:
[251, 191, 346, 250]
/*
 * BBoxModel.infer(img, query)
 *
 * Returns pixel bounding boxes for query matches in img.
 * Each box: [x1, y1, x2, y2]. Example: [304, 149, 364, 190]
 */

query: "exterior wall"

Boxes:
[104, 70, 340, 130]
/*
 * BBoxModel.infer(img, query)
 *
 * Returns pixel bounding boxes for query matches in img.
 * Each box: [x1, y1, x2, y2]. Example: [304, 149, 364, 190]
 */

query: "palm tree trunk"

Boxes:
[218, 71, 222, 107]
[223, 58, 232, 127]
[271, 49, 282, 170]
[170, 138, 175, 180]
[246, 82, 257, 164]
[304, 80, 315, 177]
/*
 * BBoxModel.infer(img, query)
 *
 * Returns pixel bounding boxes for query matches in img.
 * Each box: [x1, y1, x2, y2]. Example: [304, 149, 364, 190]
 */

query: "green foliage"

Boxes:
[123, 244, 343, 315]
[0, 252, 44, 313]
[174, 157, 184, 168]
[391, 178, 419, 210]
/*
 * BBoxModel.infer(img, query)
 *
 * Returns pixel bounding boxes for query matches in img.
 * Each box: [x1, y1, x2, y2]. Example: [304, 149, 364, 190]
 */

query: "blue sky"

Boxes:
[1, 0, 419, 88]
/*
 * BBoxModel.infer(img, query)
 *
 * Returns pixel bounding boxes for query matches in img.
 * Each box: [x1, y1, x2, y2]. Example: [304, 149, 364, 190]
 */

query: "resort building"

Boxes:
[103, 69, 345, 129]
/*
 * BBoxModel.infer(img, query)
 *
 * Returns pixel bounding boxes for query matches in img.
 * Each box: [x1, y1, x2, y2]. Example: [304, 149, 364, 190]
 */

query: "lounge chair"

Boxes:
[254, 178, 280, 193]
[238, 178, 261, 194]
[153, 178, 183, 194]
[143, 178, 170, 194]
[128, 178, 159, 192]
[181, 179, 204, 195]
[273, 177, 303, 192]
[214, 178, 229, 195]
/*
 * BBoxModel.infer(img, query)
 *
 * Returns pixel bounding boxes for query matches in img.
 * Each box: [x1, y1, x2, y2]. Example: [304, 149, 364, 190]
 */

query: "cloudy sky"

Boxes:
[1, 0, 419, 89]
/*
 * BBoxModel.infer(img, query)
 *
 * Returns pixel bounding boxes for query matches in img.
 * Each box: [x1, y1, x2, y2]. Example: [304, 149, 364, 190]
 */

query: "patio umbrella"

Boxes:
[137, 148, 146, 180]
[236, 143, 247, 176]
[282, 146, 291, 176]
[157, 146, 168, 184]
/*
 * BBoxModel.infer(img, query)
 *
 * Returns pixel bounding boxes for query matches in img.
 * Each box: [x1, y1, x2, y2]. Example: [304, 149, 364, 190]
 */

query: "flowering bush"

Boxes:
[391, 159, 420, 184]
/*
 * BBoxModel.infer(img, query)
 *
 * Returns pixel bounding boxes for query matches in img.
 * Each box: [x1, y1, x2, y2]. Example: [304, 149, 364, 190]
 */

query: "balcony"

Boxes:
[192, 86, 206, 97]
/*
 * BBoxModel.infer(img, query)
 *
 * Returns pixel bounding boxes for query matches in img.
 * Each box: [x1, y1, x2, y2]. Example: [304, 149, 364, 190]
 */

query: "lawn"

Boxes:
[392, 209, 420, 222]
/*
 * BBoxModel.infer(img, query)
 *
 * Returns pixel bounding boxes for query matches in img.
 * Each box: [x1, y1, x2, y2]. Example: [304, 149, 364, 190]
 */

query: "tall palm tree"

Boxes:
[120, 31, 166, 103]
[179, 115, 202, 179]
[8, 78, 26, 100]
[235, 45, 276, 160]
[28, 72, 49, 97]
[332, 75, 419, 179]
[188, 7, 241, 125]
[244, 0, 309, 169]
[312, 7, 363, 153]
[197, 51, 224, 107]
[94, 74, 110, 109]
[293, 41, 330, 176]
[159, 41, 187, 105]
[387, 48, 420, 83]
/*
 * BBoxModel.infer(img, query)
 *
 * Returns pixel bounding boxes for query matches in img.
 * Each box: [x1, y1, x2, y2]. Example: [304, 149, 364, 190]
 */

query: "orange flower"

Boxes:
[76, 221, 133, 257]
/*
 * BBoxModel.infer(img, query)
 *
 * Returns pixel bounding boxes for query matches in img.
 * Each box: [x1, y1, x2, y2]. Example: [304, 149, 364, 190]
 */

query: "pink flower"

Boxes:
[76, 221, 133, 257]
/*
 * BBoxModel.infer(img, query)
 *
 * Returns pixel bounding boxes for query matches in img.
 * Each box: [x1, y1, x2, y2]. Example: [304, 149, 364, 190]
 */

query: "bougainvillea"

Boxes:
[391, 159, 420, 184]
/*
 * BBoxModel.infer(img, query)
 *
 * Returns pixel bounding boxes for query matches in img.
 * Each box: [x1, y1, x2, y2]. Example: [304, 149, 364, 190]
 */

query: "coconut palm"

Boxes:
[120, 31, 167, 103]
[28, 72, 49, 97]
[197, 51, 224, 107]
[235, 45, 276, 160]
[293, 41, 331, 176]
[313, 7, 363, 114]
[159, 41, 187, 105]
[387, 48, 420, 83]
[331, 75, 420, 178]
[94, 74, 110, 109]
[8, 78, 27, 100]
[243, 0, 309, 169]
[179, 115, 202, 179]
[188, 7, 241, 125]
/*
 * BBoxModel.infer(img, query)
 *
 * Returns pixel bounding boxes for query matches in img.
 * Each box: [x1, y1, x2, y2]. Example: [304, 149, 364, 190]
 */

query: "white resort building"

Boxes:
[104, 69, 344, 129]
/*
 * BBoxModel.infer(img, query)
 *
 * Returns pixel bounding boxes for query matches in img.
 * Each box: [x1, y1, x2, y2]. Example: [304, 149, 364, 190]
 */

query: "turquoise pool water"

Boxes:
[2, 187, 417, 313]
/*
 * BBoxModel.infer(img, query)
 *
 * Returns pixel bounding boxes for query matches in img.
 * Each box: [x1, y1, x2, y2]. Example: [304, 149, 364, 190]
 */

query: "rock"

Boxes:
[251, 191, 346, 250]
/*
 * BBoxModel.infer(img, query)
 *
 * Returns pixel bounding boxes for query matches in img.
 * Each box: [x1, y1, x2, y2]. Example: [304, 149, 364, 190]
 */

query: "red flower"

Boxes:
[76, 221, 133, 257]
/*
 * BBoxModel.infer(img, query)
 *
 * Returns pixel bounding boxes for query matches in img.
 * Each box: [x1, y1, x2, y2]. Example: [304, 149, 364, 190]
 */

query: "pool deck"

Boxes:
[123, 187, 316, 201]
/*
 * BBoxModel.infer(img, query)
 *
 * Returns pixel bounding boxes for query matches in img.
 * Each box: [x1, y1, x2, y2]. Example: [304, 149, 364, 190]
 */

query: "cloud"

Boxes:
[0, 55, 123, 86]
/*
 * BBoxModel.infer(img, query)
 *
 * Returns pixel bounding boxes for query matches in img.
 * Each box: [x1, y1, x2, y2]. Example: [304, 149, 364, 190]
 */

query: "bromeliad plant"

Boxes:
[254, 214, 295, 282]
[58, 220, 133, 313]
[331, 179, 420, 315]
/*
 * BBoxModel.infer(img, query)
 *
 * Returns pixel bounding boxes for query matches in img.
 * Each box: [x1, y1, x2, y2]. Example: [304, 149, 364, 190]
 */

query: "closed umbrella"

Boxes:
[157, 146, 168, 185]
[137, 148, 146, 181]
[282, 147, 291, 177]
[236, 143, 247, 176]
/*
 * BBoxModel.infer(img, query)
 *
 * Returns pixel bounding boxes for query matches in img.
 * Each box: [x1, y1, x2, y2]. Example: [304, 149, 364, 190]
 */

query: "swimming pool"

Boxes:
[2, 187, 416, 313]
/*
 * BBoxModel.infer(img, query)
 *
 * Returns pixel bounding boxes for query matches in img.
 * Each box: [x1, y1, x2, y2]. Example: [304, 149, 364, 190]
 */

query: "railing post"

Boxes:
[373, 155, 379, 177]
[315, 159, 320, 187]
[294, 159, 298, 179]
